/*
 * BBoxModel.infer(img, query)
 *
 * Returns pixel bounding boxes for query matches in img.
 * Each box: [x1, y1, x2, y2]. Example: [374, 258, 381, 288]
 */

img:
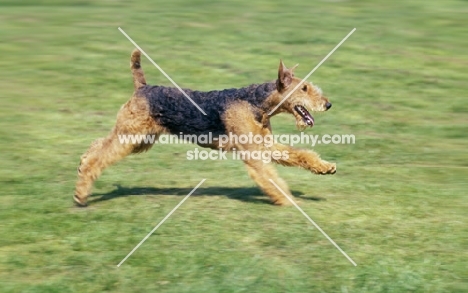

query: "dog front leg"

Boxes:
[271, 143, 336, 175]
[243, 158, 294, 206]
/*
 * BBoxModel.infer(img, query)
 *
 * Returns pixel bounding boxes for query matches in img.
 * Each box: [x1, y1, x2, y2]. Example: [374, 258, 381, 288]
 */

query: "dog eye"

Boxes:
[301, 85, 307, 92]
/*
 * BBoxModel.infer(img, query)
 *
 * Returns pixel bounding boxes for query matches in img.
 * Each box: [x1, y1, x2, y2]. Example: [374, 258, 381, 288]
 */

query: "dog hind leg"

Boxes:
[74, 97, 164, 207]
[74, 130, 135, 206]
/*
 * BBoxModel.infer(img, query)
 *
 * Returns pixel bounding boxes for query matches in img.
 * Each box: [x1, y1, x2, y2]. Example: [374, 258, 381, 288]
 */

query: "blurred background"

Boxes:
[0, 0, 466, 292]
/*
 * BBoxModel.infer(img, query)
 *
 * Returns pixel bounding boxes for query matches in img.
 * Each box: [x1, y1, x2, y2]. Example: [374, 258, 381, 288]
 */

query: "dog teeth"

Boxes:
[294, 105, 314, 127]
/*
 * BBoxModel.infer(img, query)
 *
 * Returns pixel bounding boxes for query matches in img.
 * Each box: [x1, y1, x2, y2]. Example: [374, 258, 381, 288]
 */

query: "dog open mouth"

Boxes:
[294, 105, 315, 127]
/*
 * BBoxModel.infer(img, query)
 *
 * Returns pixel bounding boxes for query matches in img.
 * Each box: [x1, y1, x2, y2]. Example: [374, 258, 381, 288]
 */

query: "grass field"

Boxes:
[0, 0, 467, 292]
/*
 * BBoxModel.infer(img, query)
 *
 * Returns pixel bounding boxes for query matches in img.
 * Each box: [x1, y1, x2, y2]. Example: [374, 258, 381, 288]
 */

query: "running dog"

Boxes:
[74, 49, 336, 207]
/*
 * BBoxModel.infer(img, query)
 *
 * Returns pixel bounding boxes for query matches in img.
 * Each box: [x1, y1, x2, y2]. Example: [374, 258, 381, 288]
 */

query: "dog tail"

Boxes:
[130, 49, 147, 90]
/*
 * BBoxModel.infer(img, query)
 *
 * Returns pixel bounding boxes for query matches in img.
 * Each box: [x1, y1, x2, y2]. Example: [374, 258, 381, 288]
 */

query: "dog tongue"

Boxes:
[305, 113, 315, 126]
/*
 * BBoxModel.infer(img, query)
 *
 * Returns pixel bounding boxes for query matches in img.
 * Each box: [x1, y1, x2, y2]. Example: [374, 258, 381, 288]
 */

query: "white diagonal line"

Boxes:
[117, 179, 206, 267]
[268, 28, 356, 116]
[118, 27, 207, 115]
[269, 179, 357, 266]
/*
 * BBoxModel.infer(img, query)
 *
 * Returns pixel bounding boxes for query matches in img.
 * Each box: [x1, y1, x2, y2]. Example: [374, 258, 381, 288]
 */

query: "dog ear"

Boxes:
[277, 60, 293, 91]
[290, 64, 299, 75]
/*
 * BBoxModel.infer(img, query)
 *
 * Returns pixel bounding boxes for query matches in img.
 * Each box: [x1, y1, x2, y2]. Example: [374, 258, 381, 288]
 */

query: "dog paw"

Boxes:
[315, 161, 336, 175]
[73, 194, 88, 207]
[273, 197, 295, 206]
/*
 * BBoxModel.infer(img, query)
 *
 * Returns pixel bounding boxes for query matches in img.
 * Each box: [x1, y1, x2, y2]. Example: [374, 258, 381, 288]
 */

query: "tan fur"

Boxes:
[130, 49, 146, 90]
[73, 51, 335, 207]
[74, 96, 166, 206]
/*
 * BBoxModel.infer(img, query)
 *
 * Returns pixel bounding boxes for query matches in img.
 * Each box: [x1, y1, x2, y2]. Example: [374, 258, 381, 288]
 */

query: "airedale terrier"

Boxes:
[74, 49, 336, 207]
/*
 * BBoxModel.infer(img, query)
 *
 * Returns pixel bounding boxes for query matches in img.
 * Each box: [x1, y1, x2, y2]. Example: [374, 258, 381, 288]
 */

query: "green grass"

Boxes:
[0, 0, 467, 292]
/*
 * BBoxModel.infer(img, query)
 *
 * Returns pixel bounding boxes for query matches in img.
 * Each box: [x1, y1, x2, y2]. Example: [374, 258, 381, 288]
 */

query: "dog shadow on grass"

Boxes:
[90, 184, 325, 205]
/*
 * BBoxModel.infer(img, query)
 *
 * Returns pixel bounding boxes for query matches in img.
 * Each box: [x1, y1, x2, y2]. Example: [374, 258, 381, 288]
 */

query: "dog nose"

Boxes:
[325, 102, 332, 110]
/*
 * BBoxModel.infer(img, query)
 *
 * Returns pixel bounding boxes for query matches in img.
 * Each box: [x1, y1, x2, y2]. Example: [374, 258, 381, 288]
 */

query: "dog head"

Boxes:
[274, 60, 331, 129]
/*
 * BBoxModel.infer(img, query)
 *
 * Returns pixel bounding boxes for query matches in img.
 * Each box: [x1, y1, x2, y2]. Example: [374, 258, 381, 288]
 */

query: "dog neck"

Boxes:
[262, 90, 288, 116]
